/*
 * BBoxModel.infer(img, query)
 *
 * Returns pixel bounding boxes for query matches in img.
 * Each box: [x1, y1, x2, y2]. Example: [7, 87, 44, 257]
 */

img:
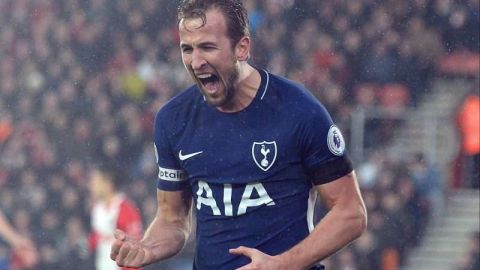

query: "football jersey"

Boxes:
[154, 69, 352, 270]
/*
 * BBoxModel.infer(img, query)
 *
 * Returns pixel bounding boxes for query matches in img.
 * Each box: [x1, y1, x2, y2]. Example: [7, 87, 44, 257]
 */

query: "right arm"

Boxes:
[0, 210, 38, 267]
[111, 188, 192, 268]
[0, 210, 20, 245]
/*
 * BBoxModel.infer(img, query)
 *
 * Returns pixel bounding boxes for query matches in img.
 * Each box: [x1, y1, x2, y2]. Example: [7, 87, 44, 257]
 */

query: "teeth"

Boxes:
[197, 74, 213, 79]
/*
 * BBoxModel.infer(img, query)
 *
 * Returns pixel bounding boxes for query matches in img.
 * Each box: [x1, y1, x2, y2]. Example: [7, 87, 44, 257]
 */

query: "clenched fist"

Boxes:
[110, 229, 153, 268]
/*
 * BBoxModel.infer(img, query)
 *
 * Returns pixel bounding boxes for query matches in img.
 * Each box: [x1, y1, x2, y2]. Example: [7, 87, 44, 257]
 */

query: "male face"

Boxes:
[89, 170, 111, 201]
[179, 8, 240, 108]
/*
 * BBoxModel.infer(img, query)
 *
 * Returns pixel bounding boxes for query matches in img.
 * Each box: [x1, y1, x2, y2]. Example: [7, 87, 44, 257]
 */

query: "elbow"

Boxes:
[180, 225, 191, 248]
[332, 203, 367, 241]
[341, 203, 367, 240]
[353, 205, 368, 239]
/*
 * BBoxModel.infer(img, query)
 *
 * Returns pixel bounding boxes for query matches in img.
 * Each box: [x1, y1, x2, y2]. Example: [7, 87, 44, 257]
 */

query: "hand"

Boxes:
[10, 235, 38, 268]
[110, 229, 153, 268]
[229, 246, 288, 270]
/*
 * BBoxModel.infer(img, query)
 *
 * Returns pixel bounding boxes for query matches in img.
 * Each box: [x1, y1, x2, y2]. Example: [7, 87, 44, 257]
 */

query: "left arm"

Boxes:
[230, 171, 367, 270]
[279, 171, 367, 269]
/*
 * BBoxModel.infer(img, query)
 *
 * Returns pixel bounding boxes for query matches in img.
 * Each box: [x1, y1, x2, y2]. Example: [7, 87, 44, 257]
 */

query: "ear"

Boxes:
[235, 36, 251, 61]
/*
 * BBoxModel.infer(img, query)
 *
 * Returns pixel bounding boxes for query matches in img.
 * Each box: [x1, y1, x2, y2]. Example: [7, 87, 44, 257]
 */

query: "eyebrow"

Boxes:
[180, 43, 192, 50]
[180, 41, 218, 49]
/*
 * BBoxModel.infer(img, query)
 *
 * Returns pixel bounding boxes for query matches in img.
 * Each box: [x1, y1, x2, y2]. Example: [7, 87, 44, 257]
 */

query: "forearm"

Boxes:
[0, 211, 19, 246]
[140, 216, 191, 264]
[279, 205, 367, 269]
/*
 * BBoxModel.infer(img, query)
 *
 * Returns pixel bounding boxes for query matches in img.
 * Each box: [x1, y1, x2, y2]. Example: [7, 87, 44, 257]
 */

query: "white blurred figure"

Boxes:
[89, 166, 143, 270]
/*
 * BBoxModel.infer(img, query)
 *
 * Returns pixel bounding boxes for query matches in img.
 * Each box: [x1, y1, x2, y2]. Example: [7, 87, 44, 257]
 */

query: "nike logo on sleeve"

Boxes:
[179, 150, 203, 161]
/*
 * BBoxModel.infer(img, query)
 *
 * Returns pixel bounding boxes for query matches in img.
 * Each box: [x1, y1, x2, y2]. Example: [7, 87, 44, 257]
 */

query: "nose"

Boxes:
[191, 50, 206, 70]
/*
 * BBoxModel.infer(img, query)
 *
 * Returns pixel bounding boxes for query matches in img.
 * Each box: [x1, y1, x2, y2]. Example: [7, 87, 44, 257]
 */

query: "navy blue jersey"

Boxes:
[153, 69, 352, 270]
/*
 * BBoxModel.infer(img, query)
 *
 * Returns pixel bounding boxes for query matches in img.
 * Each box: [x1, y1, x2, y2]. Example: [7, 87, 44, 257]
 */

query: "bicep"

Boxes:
[315, 171, 365, 211]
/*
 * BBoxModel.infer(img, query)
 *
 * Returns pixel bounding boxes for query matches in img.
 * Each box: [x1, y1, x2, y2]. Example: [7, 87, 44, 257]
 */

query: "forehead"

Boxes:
[90, 171, 102, 182]
[179, 8, 228, 42]
[90, 171, 108, 182]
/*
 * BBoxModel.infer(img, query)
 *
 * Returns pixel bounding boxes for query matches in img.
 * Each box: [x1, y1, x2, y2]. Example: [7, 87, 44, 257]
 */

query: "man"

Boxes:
[456, 88, 479, 189]
[0, 211, 38, 268]
[111, 1, 367, 269]
[89, 166, 143, 270]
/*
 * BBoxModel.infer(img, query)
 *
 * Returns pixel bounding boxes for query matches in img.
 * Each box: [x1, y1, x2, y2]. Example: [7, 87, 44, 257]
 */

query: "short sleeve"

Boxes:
[154, 112, 189, 191]
[299, 103, 353, 185]
[117, 199, 143, 240]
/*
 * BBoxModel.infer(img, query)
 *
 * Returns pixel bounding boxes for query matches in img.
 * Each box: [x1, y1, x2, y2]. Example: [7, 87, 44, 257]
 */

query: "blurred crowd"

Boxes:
[322, 151, 441, 269]
[0, 0, 478, 269]
[458, 231, 480, 270]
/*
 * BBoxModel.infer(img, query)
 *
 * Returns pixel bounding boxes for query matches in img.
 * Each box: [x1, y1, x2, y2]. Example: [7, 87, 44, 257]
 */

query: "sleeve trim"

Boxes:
[157, 178, 189, 191]
[310, 155, 353, 185]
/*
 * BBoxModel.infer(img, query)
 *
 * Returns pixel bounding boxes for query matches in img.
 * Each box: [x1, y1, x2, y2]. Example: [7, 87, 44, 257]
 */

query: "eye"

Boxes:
[182, 47, 193, 53]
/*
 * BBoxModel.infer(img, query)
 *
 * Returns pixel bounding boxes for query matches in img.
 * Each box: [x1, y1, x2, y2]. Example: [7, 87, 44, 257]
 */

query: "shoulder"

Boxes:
[117, 197, 143, 237]
[155, 85, 200, 124]
[265, 72, 328, 117]
[267, 72, 323, 108]
[117, 196, 142, 221]
[119, 197, 140, 214]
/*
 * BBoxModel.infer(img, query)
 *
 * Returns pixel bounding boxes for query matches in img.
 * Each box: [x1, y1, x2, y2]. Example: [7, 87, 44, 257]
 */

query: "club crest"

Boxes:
[252, 141, 277, 171]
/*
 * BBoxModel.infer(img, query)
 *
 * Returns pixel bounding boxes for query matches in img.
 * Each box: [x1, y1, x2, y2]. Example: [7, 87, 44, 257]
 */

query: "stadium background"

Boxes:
[0, 0, 478, 269]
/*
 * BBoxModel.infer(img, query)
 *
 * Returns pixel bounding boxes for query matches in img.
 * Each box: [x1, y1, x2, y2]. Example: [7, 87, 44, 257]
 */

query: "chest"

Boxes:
[92, 202, 120, 234]
[172, 109, 302, 183]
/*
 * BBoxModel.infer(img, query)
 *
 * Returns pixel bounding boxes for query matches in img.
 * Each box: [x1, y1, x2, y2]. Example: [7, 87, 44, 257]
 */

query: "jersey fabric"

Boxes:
[90, 194, 143, 270]
[154, 69, 353, 270]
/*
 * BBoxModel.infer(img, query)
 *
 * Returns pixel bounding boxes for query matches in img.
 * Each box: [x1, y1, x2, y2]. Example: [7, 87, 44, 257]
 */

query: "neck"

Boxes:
[217, 63, 261, 113]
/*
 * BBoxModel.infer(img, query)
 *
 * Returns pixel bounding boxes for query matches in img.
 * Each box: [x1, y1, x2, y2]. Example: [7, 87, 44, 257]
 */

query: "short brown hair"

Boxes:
[177, 0, 250, 46]
[92, 163, 126, 189]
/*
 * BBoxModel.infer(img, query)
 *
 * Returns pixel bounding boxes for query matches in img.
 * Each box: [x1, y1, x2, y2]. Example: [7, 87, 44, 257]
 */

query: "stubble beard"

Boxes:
[199, 65, 239, 108]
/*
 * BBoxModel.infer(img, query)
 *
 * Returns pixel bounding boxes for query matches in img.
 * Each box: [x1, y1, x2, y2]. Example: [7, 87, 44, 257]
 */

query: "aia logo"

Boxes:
[252, 141, 277, 171]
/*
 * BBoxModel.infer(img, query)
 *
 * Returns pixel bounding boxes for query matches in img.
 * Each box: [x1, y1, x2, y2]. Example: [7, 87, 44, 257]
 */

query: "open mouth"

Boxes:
[197, 73, 220, 93]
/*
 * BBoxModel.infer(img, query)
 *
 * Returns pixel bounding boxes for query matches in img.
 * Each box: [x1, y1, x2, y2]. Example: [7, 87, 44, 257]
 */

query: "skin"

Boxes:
[89, 170, 116, 203]
[110, 8, 367, 269]
[0, 211, 38, 267]
[179, 8, 261, 113]
[111, 189, 192, 267]
[229, 172, 367, 270]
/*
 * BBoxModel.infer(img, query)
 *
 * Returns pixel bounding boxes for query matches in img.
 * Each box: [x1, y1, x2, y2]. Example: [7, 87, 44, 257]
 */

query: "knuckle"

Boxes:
[115, 259, 124, 267]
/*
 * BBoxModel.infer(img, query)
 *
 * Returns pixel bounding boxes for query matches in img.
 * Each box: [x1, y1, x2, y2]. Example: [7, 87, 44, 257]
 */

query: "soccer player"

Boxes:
[110, 1, 367, 269]
[0, 210, 38, 267]
[89, 166, 143, 270]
